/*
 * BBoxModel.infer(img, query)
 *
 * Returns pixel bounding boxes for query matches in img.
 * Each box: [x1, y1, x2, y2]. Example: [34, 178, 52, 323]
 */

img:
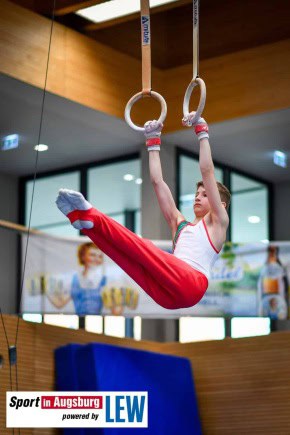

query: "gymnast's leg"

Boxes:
[56, 189, 207, 309]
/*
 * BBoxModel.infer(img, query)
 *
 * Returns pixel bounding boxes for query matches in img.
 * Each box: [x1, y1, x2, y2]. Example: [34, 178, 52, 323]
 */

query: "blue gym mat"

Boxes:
[55, 342, 202, 434]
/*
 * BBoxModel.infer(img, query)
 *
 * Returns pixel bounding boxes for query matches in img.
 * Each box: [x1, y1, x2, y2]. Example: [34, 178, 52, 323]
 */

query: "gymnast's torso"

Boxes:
[173, 219, 220, 279]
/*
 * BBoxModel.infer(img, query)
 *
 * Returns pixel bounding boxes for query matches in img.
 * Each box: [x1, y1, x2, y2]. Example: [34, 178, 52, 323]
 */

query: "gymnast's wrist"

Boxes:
[194, 121, 209, 141]
[146, 137, 161, 151]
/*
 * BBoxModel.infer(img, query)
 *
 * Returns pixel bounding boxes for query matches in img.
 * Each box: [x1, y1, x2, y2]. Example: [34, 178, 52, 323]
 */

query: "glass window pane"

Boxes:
[179, 155, 223, 221]
[231, 317, 270, 338]
[231, 173, 264, 191]
[135, 211, 142, 236]
[231, 173, 269, 243]
[108, 213, 125, 226]
[43, 314, 79, 329]
[88, 160, 141, 223]
[104, 316, 125, 338]
[26, 172, 80, 228]
[85, 315, 103, 334]
[133, 316, 142, 341]
[37, 223, 80, 237]
[22, 313, 42, 323]
[179, 317, 225, 343]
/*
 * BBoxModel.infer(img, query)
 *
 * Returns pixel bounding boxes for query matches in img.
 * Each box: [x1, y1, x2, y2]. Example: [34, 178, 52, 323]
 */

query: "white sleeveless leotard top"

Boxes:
[173, 219, 220, 279]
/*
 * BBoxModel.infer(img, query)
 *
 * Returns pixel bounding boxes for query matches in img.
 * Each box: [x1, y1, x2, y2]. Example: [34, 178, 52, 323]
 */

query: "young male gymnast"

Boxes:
[56, 114, 230, 310]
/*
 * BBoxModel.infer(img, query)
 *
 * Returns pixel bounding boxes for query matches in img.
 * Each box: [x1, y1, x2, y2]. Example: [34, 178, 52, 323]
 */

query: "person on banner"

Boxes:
[56, 114, 230, 310]
[44, 242, 107, 314]
[71, 242, 107, 315]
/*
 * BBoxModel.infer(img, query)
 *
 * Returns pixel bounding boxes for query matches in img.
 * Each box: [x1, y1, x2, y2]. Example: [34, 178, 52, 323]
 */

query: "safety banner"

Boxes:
[6, 392, 148, 428]
[21, 233, 290, 318]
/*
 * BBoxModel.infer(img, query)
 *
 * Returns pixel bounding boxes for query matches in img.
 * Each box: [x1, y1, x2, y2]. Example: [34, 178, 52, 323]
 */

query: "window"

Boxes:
[88, 159, 141, 231]
[179, 154, 223, 222]
[179, 317, 225, 342]
[25, 172, 80, 236]
[44, 314, 79, 329]
[85, 315, 103, 334]
[133, 316, 142, 340]
[104, 316, 125, 338]
[22, 313, 42, 323]
[178, 151, 270, 243]
[231, 173, 269, 243]
[231, 317, 270, 338]
[23, 157, 142, 338]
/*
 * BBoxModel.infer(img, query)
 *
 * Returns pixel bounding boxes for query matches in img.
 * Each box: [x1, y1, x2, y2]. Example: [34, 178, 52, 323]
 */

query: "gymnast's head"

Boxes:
[194, 181, 231, 217]
[78, 242, 104, 267]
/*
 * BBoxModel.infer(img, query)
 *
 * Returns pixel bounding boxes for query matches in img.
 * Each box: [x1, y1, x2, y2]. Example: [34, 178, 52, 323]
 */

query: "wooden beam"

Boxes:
[1, 0, 290, 132]
[0, 220, 40, 235]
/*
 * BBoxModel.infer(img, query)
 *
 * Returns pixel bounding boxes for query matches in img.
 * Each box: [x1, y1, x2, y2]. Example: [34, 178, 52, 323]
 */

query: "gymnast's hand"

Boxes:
[182, 111, 209, 141]
[144, 120, 163, 151]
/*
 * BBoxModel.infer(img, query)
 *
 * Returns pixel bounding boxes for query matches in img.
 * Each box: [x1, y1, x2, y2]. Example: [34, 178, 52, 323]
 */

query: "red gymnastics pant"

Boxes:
[67, 207, 208, 310]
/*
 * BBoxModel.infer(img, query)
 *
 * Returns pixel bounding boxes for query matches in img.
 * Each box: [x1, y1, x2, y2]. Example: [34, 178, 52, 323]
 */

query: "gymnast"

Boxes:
[56, 114, 230, 310]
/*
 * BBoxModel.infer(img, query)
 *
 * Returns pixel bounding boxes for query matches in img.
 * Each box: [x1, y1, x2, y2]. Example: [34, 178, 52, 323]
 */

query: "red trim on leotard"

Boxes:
[202, 219, 220, 253]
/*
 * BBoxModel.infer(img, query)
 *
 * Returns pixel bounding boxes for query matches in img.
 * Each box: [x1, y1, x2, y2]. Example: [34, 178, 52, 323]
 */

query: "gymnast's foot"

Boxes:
[56, 189, 95, 230]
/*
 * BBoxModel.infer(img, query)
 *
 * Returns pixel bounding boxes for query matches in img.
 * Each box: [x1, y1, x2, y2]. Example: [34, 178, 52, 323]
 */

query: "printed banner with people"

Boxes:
[21, 232, 290, 319]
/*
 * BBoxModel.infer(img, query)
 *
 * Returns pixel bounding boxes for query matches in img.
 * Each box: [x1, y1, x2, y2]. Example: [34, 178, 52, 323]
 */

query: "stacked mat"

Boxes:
[55, 342, 202, 434]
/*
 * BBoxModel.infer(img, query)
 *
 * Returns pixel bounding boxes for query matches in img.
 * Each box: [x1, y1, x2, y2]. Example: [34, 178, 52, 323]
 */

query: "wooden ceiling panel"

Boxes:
[10, 0, 290, 69]
[84, 0, 290, 68]
[86, 13, 168, 68]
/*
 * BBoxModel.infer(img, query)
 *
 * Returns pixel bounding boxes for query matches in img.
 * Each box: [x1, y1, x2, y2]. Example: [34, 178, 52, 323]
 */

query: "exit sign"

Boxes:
[2, 134, 19, 151]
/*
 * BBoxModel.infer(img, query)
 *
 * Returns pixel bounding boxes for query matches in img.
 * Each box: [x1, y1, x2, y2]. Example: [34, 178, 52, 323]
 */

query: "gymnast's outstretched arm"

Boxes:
[144, 121, 183, 234]
[194, 118, 229, 225]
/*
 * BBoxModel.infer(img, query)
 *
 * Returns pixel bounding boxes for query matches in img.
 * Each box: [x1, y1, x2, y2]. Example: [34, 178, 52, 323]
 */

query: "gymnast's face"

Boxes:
[193, 186, 210, 217]
[83, 247, 104, 267]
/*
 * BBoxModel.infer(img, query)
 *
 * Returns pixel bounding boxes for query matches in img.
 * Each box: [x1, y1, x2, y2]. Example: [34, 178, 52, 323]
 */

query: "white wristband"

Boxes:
[147, 146, 160, 152]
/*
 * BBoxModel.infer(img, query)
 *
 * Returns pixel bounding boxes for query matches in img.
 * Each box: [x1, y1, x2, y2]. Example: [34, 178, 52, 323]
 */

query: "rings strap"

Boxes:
[193, 0, 199, 80]
[182, 0, 206, 126]
[141, 0, 151, 95]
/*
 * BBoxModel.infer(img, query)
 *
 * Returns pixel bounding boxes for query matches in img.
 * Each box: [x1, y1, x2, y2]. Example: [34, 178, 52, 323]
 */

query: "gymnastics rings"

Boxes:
[182, 77, 206, 126]
[124, 91, 167, 133]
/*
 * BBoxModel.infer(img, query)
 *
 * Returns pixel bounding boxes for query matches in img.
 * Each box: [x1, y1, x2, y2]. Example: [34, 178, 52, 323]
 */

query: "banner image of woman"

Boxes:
[70, 242, 107, 315]
[45, 242, 107, 315]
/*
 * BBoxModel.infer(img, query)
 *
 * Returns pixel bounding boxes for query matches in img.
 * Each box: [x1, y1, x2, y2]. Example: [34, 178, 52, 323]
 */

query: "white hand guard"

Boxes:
[144, 120, 163, 151]
[182, 112, 209, 141]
